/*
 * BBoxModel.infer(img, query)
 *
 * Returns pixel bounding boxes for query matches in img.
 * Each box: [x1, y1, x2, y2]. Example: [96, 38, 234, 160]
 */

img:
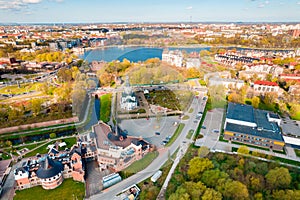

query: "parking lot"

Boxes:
[195, 108, 224, 148]
[119, 116, 179, 148]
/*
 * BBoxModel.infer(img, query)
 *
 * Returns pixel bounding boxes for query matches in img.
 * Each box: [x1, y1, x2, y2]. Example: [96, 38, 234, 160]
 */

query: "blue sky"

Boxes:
[0, 0, 299, 23]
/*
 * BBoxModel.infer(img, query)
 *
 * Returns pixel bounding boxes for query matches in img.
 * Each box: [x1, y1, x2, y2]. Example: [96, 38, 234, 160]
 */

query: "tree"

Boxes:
[30, 99, 43, 116]
[237, 145, 250, 155]
[49, 133, 56, 139]
[5, 140, 12, 147]
[201, 169, 229, 188]
[265, 167, 291, 189]
[186, 67, 201, 79]
[254, 192, 263, 200]
[169, 186, 190, 200]
[188, 157, 214, 181]
[272, 190, 300, 200]
[290, 104, 300, 119]
[198, 146, 210, 158]
[217, 179, 249, 200]
[184, 181, 207, 199]
[252, 96, 260, 109]
[202, 188, 222, 200]
[228, 92, 243, 104]
[57, 67, 72, 82]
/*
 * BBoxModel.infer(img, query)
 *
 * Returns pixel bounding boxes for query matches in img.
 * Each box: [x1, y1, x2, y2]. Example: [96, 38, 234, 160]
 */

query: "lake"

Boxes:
[80, 46, 211, 62]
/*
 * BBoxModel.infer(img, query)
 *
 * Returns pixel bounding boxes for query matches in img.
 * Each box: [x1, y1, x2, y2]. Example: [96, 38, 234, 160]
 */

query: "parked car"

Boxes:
[201, 126, 206, 129]
[155, 132, 160, 135]
[212, 129, 219, 133]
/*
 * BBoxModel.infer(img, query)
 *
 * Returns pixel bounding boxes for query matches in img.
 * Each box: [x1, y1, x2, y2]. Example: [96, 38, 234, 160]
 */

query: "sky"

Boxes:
[0, 0, 299, 23]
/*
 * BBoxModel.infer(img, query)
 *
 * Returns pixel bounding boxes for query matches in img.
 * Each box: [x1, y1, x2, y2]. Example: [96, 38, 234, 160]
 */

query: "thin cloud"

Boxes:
[0, 0, 42, 10]
[258, 3, 265, 8]
[186, 6, 193, 10]
[297, 2, 300, 5]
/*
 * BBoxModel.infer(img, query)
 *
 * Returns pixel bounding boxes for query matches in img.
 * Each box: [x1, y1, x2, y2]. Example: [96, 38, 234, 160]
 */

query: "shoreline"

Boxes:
[81, 44, 296, 53]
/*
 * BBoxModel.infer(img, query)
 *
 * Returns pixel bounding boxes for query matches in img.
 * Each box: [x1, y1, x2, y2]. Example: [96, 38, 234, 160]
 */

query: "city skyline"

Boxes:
[0, 0, 300, 23]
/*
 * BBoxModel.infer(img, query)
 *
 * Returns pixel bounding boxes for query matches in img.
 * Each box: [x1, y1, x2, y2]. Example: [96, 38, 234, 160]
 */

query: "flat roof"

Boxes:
[226, 102, 255, 123]
[225, 122, 284, 141]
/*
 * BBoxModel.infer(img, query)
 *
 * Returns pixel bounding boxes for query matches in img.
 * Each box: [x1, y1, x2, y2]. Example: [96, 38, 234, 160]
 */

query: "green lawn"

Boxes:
[186, 129, 194, 140]
[24, 142, 51, 158]
[182, 115, 190, 120]
[24, 137, 77, 157]
[166, 123, 185, 147]
[100, 93, 112, 123]
[295, 149, 300, 157]
[188, 108, 194, 113]
[16, 143, 44, 151]
[0, 152, 11, 160]
[122, 151, 159, 174]
[14, 179, 85, 200]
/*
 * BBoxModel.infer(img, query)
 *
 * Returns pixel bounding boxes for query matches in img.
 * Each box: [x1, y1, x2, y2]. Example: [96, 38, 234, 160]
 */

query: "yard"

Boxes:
[0, 82, 43, 95]
[14, 179, 85, 200]
[24, 137, 77, 158]
[147, 89, 193, 111]
[100, 93, 112, 123]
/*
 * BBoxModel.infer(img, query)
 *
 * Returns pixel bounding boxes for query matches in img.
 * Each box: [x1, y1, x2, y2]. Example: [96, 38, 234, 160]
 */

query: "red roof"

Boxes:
[280, 74, 300, 77]
[254, 80, 278, 86]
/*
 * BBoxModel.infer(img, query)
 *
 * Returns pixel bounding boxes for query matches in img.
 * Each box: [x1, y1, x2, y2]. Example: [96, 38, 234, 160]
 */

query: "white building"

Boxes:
[208, 77, 245, 90]
[253, 80, 279, 94]
[120, 76, 137, 111]
[162, 50, 183, 67]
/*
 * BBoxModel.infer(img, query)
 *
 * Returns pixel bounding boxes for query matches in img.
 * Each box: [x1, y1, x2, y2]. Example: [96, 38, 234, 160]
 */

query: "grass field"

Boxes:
[24, 137, 77, 157]
[122, 151, 159, 174]
[0, 82, 42, 95]
[100, 93, 112, 123]
[166, 123, 185, 147]
[14, 179, 85, 200]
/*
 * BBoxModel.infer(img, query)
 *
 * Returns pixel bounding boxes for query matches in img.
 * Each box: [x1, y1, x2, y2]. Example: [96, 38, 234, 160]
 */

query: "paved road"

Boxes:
[88, 92, 207, 200]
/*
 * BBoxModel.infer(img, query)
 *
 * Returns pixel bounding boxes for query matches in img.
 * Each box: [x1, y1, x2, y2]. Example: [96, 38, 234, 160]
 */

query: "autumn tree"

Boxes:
[201, 169, 229, 188]
[188, 157, 214, 181]
[252, 96, 260, 109]
[30, 99, 43, 116]
[265, 167, 291, 189]
[184, 181, 207, 199]
[202, 188, 222, 200]
[217, 179, 249, 200]
[57, 67, 72, 82]
[237, 145, 250, 155]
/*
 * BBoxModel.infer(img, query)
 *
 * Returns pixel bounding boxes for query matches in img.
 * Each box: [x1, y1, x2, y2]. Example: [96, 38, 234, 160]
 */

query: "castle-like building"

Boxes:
[14, 145, 85, 190]
[14, 122, 152, 190]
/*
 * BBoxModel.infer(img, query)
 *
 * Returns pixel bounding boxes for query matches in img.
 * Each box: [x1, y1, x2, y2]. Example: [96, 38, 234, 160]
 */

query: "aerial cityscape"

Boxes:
[0, 0, 300, 200]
